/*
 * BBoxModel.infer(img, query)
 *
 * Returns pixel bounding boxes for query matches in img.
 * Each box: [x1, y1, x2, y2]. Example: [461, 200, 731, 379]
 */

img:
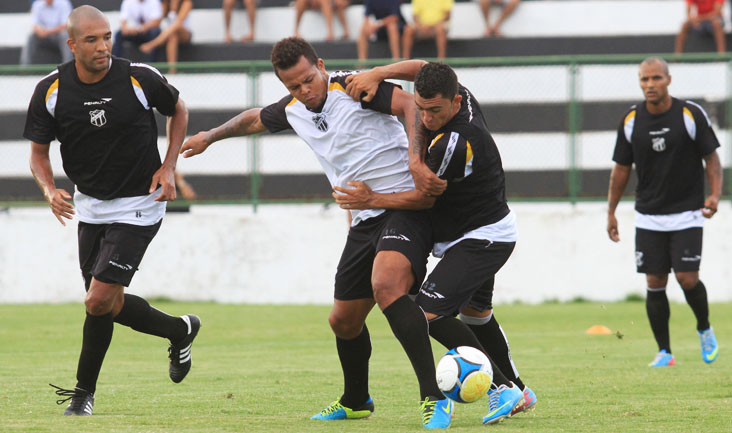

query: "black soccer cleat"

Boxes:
[50, 384, 94, 416]
[168, 314, 201, 383]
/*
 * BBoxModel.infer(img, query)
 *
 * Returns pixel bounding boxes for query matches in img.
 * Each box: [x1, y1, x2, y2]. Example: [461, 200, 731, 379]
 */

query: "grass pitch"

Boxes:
[1, 301, 730, 433]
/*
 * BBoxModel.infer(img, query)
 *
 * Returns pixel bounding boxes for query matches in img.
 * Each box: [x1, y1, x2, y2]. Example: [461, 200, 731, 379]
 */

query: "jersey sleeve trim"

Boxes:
[464, 140, 474, 177]
[286, 97, 298, 107]
[435, 131, 460, 177]
[685, 100, 712, 126]
[45, 78, 59, 117]
[683, 106, 696, 140]
[130, 76, 150, 110]
[623, 109, 636, 144]
[130, 62, 165, 79]
[329, 81, 346, 93]
[429, 133, 445, 150]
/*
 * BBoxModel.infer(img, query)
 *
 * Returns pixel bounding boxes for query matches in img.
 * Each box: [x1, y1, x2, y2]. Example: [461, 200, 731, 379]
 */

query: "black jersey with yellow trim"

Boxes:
[426, 84, 509, 243]
[23, 57, 179, 200]
[612, 97, 720, 215]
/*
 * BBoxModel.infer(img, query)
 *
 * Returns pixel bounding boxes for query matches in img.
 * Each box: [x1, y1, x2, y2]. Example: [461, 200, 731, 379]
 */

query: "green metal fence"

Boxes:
[2, 53, 730, 208]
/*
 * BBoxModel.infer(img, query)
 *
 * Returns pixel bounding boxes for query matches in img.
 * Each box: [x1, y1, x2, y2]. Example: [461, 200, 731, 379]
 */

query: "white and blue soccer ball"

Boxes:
[436, 346, 493, 403]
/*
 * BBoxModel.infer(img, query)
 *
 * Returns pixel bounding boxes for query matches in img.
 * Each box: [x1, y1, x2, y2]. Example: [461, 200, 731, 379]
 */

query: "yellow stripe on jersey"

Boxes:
[329, 81, 346, 93]
[45, 79, 59, 103]
[429, 133, 445, 149]
[286, 97, 298, 107]
[683, 107, 694, 122]
[465, 140, 473, 164]
[131, 76, 142, 89]
[624, 109, 636, 125]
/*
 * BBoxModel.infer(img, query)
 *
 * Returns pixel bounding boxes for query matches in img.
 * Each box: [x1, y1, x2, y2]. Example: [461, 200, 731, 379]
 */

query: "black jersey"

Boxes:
[612, 97, 719, 215]
[23, 57, 179, 200]
[425, 84, 510, 243]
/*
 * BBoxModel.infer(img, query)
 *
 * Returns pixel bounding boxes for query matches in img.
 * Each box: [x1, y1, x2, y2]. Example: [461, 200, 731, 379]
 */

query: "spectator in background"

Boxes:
[479, 0, 520, 37]
[21, 0, 73, 66]
[675, 0, 725, 54]
[294, 0, 350, 41]
[358, 0, 406, 61]
[402, 0, 453, 59]
[223, 0, 257, 43]
[113, 0, 164, 62]
[140, 0, 194, 73]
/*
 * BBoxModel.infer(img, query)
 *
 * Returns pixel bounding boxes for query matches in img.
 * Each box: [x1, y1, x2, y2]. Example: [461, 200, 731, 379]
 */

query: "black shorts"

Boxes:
[416, 239, 515, 317]
[635, 227, 703, 274]
[334, 210, 432, 301]
[78, 220, 162, 289]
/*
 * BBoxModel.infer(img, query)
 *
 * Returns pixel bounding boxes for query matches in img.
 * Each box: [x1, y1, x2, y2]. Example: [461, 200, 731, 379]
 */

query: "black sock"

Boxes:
[337, 325, 371, 409]
[429, 316, 510, 387]
[683, 281, 710, 331]
[646, 289, 671, 353]
[75, 312, 114, 394]
[382, 296, 442, 400]
[114, 294, 187, 342]
[463, 314, 525, 390]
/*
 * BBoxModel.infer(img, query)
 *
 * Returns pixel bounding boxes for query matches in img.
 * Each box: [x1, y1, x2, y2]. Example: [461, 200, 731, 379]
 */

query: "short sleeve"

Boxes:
[260, 95, 294, 133]
[612, 110, 634, 166]
[23, 77, 57, 144]
[361, 81, 401, 115]
[130, 63, 179, 116]
[687, 103, 720, 156]
[425, 131, 472, 181]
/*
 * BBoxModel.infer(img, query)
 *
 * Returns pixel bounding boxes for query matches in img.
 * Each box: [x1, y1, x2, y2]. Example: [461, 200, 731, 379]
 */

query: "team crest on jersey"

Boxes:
[651, 137, 666, 152]
[312, 113, 328, 132]
[89, 109, 107, 127]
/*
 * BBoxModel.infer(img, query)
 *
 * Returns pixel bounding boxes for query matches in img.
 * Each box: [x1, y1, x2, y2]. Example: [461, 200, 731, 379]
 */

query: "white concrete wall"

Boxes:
[2, 202, 731, 305]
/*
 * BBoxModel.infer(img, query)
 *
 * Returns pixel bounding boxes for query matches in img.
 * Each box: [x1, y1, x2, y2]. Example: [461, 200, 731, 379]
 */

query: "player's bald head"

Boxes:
[67, 5, 108, 39]
[640, 57, 669, 76]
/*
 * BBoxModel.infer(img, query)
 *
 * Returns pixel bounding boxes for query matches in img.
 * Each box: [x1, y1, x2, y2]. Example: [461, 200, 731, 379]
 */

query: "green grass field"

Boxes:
[1, 301, 730, 433]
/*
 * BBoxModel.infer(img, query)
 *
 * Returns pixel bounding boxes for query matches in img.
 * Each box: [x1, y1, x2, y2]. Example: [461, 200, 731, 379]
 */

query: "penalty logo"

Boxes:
[89, 109, 107, 127]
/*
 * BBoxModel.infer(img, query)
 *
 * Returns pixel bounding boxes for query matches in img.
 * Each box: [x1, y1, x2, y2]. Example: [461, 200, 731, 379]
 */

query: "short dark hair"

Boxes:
[415, 62, 458, 100]
[270, 37, 319, 76]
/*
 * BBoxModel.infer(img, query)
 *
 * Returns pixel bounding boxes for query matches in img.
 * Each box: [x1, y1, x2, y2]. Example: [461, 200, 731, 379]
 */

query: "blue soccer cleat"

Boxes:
[699, 327, 719, 364]
[510, 386, 537, 416]
[648, 349, 675, 367]
[420, 396, 453, 429]
[482, 383, 524, 424]
[310, 397, 374, 420]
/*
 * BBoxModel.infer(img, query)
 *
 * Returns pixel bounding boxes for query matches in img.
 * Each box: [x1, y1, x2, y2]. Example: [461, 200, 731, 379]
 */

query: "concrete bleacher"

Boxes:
[1, 0, 730, 65]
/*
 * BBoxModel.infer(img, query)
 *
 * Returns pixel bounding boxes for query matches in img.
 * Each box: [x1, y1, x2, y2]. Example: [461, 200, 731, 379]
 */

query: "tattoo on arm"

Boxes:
[411, 110, 428, 158]
[208, 111, 250, 143]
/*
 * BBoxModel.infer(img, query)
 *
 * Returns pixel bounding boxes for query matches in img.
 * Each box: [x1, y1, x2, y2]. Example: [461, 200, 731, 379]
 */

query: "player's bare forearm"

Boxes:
[207, 108, 266, 143]
[29, 143, 56, 201]
[374, 60, 427, 82]
[607, 163, 631, 215]
[409, 109, 429, 164]
[703, 150, 723, 200]
[164, 97, 189, 169]
[333, 182, 434, 210]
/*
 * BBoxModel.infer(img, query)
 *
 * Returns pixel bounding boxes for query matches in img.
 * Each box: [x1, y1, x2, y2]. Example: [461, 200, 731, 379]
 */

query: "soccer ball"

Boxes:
[435, 346, 493, 403]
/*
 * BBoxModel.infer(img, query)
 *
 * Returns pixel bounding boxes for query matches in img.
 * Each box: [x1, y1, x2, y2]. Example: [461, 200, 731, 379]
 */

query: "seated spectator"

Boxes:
[358, 0, 406, 60]
[294, 0, 350, 41]
[140, 0, 194, 73]
[478, 0, 520, 37]
[113, 0, 164, 62]
[21, 0, 73, 66]
[402, 0, 453, 59]
[223, 0, 257, 43]
[675, 0, 725, 54]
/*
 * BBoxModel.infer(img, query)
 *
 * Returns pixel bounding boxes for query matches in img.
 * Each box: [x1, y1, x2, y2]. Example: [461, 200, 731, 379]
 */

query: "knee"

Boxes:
[676, 274, 699, 290]
[371, 275, 408, 307]
[646, 274, 668, 289]
[84, 293, 114, 316]
[328, 312, 363, 339]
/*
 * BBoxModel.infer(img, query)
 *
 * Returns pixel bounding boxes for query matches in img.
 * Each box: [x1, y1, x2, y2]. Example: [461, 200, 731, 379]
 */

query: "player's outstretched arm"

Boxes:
[152, 97, 189, 201]
[702, 150, 722, 218]
[333, 181, 435, 210]
[345, 60, 427, 102]
[181, 107, 267, 158]
[30, 141, 74, 225]
[607, 163, 631, 242]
